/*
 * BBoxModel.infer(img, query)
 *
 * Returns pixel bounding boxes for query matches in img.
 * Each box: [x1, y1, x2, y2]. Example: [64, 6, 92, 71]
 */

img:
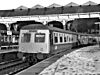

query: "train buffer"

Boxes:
[16, 45, 100, 75]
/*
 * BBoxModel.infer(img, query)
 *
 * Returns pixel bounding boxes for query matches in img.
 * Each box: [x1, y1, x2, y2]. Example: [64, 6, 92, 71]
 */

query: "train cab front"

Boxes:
[19, 29, 50, 60]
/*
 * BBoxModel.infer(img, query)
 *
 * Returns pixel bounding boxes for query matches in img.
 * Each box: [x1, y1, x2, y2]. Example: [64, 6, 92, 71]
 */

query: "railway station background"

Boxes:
[0, 1, 100, 34]
[0, 1, 100, 74]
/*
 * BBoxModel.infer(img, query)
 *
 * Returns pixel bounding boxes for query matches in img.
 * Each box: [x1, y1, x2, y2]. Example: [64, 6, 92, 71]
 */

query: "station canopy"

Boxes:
[82, 1, 97, 5]
[47, 3, 61, 8]
[65, 2, 79, 6]
[0, 1, 100, 17]
[31, 4, 44, 9]
[16, 5, 28, 10]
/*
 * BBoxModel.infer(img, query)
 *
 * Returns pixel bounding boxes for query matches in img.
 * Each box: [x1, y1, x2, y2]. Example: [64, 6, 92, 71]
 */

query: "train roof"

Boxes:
[21, 24, 100, 36]
[21, 24, 78, 34]
[21, 24, 48, 30]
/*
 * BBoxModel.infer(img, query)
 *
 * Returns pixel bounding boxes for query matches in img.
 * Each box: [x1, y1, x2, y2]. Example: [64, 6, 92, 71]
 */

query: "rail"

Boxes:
[0, 59, 29, 74]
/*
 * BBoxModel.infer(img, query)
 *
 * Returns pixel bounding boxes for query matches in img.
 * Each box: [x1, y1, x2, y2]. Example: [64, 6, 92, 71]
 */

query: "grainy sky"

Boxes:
[0, 0, 100, 10]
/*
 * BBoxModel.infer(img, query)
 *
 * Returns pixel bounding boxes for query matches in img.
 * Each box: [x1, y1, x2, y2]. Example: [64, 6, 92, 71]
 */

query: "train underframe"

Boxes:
[17, 43, 77, 65]
[17, 52, 50, 65]
[0, 51, 19, 63]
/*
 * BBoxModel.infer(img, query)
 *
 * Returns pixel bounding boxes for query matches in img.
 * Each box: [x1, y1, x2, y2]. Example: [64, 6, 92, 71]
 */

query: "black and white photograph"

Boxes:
[0, 0, 100, 75]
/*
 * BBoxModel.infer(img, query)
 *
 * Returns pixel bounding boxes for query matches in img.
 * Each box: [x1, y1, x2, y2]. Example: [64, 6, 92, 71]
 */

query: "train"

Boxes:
[77, 33, 99, 46]
[18, 23, 100, 64]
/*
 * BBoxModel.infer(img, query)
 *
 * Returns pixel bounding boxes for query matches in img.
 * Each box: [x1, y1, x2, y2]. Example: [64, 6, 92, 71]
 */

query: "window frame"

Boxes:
[21, 33, 31, 43]
[59, 33, 63, 43]
[53, 32, 59, 44]
[35, 33, 45, 43]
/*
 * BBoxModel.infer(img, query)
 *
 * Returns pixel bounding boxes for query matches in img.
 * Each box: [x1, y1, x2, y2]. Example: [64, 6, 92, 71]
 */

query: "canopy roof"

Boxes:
[82, 1, 97, 5]
[0, 23, 7, 30]
[0, 1, 100, 17]
[32, 4, 44, 9]
[47, 3, 61, 8]
[16, 5, 28, 10]
[65, 2, 79, 6]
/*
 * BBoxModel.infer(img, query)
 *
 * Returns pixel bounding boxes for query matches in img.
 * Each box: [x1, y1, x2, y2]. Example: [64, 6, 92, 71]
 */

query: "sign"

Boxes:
[7, 31, 12, 35]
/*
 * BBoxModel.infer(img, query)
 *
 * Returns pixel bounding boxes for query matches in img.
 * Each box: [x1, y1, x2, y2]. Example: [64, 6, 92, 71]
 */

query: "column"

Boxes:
[43, 21, 47, 25]
[13, 24, 18, 31]
[62, 20, 66, 30]
[5, 23, 10, 31]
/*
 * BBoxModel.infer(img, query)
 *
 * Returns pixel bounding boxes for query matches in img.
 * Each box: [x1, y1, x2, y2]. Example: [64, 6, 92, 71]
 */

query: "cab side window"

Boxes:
[21, 33, 31, 43]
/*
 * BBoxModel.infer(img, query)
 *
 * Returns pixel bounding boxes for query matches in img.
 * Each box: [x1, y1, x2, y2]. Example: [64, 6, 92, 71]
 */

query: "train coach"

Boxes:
[18, 23, 99, 64]
[18, 24, 78, 62]
[77, 33, 99, 46]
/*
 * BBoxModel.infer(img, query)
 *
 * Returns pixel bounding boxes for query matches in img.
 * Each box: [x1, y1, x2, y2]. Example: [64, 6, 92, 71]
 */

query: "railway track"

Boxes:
[0, 45, 94, 75]
[0, 57, 44, 75]
[0, 59, 29, 75]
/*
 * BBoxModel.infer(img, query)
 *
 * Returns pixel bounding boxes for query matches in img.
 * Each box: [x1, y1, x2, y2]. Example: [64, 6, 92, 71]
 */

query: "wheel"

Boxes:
[28, 55, 37, 66]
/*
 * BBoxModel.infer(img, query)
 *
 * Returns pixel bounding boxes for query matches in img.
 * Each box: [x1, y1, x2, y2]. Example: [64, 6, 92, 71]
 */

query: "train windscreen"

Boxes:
[21, 33, 31, 43]
[35, 33, 45, 43]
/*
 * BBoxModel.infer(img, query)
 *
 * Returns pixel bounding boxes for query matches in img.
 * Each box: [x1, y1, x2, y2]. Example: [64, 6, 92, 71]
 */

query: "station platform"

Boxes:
[16, 45, 100, 75]
[0, 49, 18, 54]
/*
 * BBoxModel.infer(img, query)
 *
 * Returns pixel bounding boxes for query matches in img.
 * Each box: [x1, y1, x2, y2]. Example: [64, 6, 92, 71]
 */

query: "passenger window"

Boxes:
[21, 33, 31, 43]
[64, 35, 67, 42]
[66, 36, 69, 42]
[60, 37, 63, 42]
[53, 33, 58, 43]
[35, 33, 45, 43]
[71, 37, 73, 42]
[59, 33, 63, 43]
[54, 37, 58, 43]
[69, 37, 70, 42]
